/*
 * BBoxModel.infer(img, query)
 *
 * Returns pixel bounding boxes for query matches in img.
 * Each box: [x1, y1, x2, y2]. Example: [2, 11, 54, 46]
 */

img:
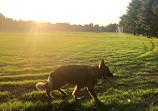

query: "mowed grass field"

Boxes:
[0, 32, 158, 111]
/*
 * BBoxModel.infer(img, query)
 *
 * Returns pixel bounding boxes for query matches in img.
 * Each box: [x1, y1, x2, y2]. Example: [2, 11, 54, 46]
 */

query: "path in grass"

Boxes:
[0, 32, 158, 111]
[58, 42, 103, 62]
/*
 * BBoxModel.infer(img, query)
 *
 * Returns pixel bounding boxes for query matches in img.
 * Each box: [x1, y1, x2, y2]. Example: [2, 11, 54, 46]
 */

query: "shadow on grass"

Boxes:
[111, 73, 158, 90]
[89, 101, 147, 111]
[140, 92, 158, 106]
[14, 74, 154, 111]
[4, 73, 155, 110]
[21, 98, 148, 111]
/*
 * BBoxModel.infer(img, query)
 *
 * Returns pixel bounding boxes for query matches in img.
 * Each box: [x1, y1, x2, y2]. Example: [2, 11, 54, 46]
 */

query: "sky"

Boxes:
[0, 0, 131, 26]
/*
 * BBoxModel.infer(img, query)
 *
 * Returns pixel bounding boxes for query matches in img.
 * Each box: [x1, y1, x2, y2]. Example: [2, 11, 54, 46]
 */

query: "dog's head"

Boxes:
[99, 59, 113, 78]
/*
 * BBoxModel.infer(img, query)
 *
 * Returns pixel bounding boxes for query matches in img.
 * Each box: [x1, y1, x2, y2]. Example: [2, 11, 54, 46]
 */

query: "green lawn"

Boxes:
[0, 32, 158, 111]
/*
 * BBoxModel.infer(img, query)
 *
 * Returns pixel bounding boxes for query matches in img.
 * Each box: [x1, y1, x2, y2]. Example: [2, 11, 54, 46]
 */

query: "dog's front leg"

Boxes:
[87, 88, 101, 103]
[72, 85, 82, 100]
[46, 89, 55, 99]
[58, 89, 68, 96]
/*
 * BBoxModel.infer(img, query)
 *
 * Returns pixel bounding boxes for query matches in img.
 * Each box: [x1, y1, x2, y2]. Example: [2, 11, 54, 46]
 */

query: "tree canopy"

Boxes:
[119, 0, 158, 37]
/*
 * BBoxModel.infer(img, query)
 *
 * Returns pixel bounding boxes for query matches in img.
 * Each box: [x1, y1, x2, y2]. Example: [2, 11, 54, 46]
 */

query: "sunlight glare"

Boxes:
[0, 0, 131, 25]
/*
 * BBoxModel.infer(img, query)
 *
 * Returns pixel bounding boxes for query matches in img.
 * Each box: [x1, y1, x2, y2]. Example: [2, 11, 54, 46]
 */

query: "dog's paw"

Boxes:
[46, 94, 55, 99]
[50, 95, 55, 99]
[95, 99, 103, 105]
[63, 92, 69, 96]
[74, 97, 83, 102]
[76, 97, 82, 100]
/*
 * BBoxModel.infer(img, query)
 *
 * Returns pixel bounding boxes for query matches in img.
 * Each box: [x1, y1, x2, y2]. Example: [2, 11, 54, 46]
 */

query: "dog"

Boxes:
[35, 59, 113, 102]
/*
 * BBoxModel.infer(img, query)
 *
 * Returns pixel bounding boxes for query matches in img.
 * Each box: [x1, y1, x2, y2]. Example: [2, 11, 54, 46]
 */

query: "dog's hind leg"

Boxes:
[72, 85, 82, 100]
[46, 89, 55, 99]
[58, 89, 68, 96]
[87, 87, 100, 102]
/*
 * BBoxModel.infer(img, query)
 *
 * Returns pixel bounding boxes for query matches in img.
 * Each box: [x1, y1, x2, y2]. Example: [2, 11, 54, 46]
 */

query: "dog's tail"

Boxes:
[35, 82, 47, 91]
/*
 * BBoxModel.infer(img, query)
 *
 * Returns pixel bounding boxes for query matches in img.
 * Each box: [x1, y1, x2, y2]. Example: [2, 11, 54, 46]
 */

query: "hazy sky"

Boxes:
[0, 0, 131, 26]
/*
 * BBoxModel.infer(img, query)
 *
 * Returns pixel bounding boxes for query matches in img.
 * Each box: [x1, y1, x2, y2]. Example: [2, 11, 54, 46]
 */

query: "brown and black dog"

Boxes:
[35, 59, 113, 102]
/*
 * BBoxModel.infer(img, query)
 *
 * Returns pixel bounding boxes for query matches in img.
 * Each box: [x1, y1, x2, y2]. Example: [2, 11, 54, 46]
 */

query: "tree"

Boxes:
[120, 0, 141, 35]
[104, 23, 118, 32]
[0, 13, 6, 30]
[119, 0, 158, 37]
[0, 13, 117, 33]
[138, 0, 158, 36]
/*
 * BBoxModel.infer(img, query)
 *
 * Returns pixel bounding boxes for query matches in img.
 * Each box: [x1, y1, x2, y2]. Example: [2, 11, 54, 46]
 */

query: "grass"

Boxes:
[0, 32, 158, 110]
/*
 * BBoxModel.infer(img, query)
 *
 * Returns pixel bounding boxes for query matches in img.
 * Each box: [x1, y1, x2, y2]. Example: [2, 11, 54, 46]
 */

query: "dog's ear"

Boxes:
[99, 59, 105, 69]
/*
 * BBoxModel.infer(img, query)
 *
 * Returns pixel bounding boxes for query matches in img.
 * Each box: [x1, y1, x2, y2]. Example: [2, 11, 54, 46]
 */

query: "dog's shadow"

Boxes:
[39, 98, 108, 111]
[20, 75, 150, 111]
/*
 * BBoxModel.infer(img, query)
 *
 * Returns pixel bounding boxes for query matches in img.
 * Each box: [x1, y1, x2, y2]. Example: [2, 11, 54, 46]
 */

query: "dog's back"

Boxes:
[48, 65, 101, 89]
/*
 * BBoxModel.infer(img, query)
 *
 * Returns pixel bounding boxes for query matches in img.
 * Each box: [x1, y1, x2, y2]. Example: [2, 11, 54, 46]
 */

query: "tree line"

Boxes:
[119, 0, 158, 37]
[0, 13, 117, 32]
